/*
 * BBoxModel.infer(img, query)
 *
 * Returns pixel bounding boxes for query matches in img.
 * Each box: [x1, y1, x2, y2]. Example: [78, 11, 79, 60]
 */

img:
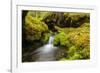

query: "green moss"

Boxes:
[53, 35, 60, 46]
[41, 33, 50, 44]
[53, 32, 70, 47]
[54, 23, 90, 60]
[69, 53, 82, 60]
[80, 46, 90, 59]
[68, 46, 77, 57]
[24, 11, 49, 41]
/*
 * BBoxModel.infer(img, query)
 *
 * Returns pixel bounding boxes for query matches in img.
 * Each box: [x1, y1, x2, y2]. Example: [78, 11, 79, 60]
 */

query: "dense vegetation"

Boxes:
[22, 10, 90, 62]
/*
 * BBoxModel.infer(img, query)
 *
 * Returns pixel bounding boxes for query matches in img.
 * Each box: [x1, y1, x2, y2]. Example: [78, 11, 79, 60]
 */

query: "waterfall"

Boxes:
[42, 36, 56, 53]
[32, 35, 57, 61]
[48, 36, 54, 44]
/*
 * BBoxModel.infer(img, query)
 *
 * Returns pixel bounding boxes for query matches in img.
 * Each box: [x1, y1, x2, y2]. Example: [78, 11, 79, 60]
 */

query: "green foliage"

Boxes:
[80, 46, 90, 59]
[53, 33, 61, 46]
[24, 11, 49, 41]
[57, 23, 90, 60]
[67, 46, 78, 57]
[41, 33, 50, 44]
[69, 53, 82, 60]
[68, 28, 90, 48]
[53, 32, 71, 47]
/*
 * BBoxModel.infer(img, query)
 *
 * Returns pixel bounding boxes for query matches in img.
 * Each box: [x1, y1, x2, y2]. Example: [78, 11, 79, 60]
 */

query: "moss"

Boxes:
[41, 33, 50, 44]
[53, 35, 60, 46]
[54, 23, 90, 60]
[69, 53, 82, 60]
[24, 11, 49, 41]
[80, 46, 90, 59]
[53, 32, 69, 46]
[67, 46, 77, 57]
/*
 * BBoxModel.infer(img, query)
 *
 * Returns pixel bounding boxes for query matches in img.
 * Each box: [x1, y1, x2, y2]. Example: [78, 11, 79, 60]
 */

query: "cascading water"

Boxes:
[48, 36, 54, 44]
[33, 36, 57, 61]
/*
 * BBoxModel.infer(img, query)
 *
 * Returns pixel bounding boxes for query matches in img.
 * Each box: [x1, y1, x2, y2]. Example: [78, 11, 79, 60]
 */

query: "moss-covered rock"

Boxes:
[53, 32, 71, 47]
[55, 23, 90, 60]
[41, 33, 50, 44]
[24, 11, 49, 41]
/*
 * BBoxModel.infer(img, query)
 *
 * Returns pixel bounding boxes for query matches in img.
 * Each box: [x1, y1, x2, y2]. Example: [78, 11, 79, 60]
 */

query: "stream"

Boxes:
[32, 36, 58, 61]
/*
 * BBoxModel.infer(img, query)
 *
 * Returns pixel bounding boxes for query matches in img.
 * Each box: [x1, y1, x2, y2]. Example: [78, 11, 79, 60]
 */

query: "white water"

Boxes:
[48, 36, 54, 44]
[33, 36, 57, 61]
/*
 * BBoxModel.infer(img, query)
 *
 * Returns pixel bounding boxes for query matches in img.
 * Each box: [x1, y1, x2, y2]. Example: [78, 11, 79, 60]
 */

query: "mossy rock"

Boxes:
[24, 11, 49, 41]
[41, 33, 50, 44]
[53, 32, 71, 47]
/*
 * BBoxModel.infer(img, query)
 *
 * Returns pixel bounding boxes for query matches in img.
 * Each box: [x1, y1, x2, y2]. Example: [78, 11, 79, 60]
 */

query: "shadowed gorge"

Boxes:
[22, 10, 90, 62]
